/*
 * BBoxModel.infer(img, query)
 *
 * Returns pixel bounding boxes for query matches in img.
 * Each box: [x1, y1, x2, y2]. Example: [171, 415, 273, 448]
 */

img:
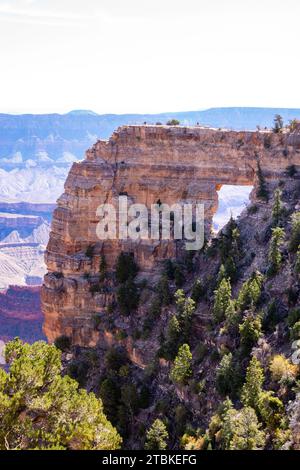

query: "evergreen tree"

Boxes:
[216, 353, 234, 396]
[0, 339, 121, 450]
[225, 300, 240, 332]
[258, 391, 284, 430]
[256, 162, 269, 201]
[241, 357, 264, 410]
[289, 212, 300, 252]
[179, 297, 196, 342]
[272, 189, 283, 226]
[170, 344, 193, 385]
[144, 419, 168, 450]
[239, 313, 262, 355]
[236, 271, 263, 312]
[222, 406, 265, 450]
[268, 227, 285, 275]
[191, 278, 204, 303]
[163, 315, 181, 360]
[174, 289, 185, 315]
[117, 279, 139, 315]
[217, 264, 226, 286]
[224, 256, 238, 283]
[213, 277, 231, 322]
[99, 378, 120, 424]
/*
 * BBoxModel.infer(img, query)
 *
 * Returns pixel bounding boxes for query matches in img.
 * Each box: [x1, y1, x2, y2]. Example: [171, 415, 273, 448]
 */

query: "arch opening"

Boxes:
[213, 184, 253, 232]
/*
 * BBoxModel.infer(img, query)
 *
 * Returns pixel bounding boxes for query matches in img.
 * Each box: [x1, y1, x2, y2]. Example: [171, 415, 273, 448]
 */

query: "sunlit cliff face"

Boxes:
[42, 125, 300, 345]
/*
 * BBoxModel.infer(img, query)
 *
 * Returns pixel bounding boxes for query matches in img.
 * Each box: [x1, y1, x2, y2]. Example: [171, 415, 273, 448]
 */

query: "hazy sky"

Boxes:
[0, 0, 299, 114]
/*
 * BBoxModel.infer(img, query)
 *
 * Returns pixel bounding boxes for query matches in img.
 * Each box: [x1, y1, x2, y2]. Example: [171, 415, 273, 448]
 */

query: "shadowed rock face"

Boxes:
[42, 125, 300, 345]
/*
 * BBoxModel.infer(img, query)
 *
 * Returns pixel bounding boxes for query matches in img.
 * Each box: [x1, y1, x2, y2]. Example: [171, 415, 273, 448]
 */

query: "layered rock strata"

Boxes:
[42, 125, 300, 345]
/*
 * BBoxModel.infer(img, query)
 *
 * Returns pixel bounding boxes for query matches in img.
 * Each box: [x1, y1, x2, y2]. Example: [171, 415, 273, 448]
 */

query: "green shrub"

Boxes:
[1, 339, 121, 450]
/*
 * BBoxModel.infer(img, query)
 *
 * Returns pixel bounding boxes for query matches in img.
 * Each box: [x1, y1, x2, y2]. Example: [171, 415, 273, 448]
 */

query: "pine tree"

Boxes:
[239, 313, 262, 355]
[144, 419, 168, 450]
[217, 264, 226, 286]
[289, 212, 300, 252]
[222, 406, 266, 450]
[256, 162, 269, 201]
[225, 300, 240, 332]
[236, 271, 263, 312]
[268, 227, 285, 275]
[213, 277, 231, 323]
[174, 290, 195, 342]
[174, 289, 185, 315]
[191, 278, 204, 303]
[272, 189, 283, 226]
[216, 353, 234, 396]
[241, 357, 264, 410]
[179, 297, 196, 342]
[170, 344, 193, 385]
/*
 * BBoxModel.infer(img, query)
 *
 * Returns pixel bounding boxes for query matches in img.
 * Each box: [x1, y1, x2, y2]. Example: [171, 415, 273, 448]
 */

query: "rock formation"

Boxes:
[42, 125, 300, 345]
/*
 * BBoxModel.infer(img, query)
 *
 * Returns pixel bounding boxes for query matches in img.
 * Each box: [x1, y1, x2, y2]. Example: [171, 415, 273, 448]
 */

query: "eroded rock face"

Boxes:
[42, 125, 300, 346]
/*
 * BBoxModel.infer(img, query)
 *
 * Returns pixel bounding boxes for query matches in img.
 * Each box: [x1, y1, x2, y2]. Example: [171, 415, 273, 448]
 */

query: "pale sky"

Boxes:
[0, 0, 299, 114]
